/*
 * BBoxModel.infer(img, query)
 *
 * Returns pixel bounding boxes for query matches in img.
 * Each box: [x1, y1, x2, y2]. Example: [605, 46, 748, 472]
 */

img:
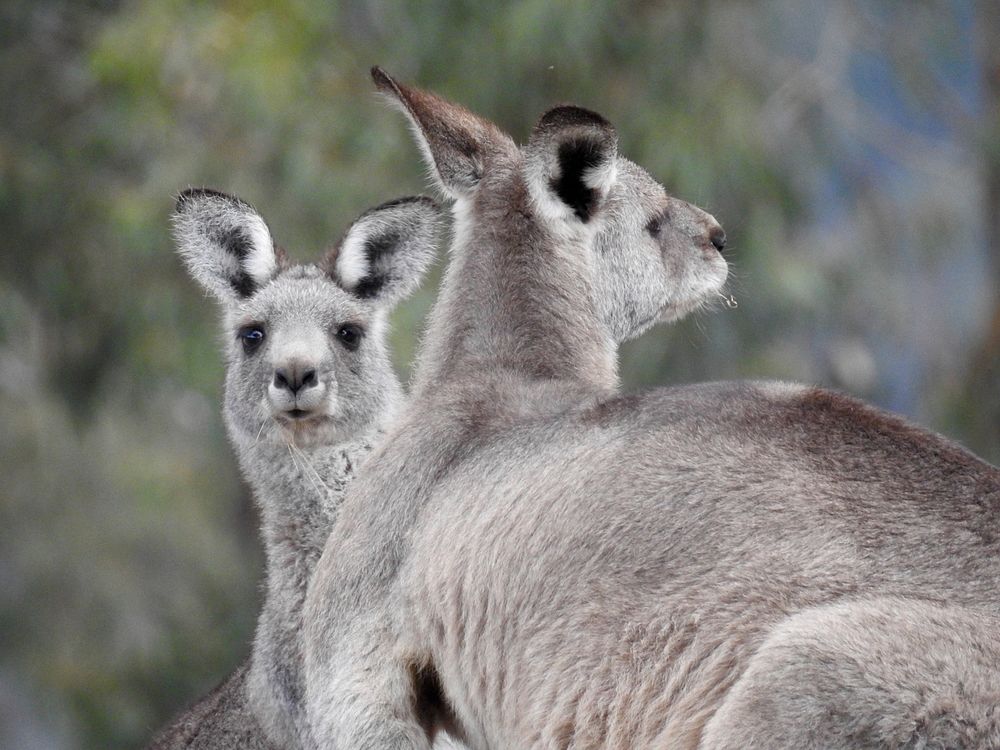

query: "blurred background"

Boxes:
[1, 0, 997, 746]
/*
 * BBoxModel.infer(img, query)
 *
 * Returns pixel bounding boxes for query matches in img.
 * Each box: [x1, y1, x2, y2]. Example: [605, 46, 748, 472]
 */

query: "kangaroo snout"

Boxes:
[269, 359, 326, 414]
[670, 197, 726, 255]
[709, 225, 726, 252]
[273, 363, 319, 395]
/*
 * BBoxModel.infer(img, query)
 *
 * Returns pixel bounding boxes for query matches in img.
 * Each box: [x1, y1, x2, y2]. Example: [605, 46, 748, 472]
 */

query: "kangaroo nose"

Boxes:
[273, 365, 318, 395]
[709, 226, 727, 252]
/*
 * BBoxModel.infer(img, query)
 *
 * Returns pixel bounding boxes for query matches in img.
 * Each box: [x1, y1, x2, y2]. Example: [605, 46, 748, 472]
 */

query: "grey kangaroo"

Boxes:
[148, 188, 442, 748]
[302, 71, 1000, 749]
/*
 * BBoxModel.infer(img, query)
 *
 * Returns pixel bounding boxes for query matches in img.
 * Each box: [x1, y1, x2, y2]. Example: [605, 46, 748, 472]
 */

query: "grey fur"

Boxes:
[148, 665, 271, 749]
[148, 189, 441, 748]
[700, 598, 1000, 749]
[300, 73, 1000, 750]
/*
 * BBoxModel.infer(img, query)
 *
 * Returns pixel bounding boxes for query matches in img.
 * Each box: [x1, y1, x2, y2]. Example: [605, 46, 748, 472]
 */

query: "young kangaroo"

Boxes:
[148, 189, 441, 749]
[302, 71, 1000, 750]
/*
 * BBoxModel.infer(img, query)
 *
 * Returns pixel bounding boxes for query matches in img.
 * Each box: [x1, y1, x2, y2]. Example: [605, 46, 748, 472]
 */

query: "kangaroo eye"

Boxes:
[238, 325, 266, 354]
[647, 210, 670, 237]
[336, 323, 364, 351]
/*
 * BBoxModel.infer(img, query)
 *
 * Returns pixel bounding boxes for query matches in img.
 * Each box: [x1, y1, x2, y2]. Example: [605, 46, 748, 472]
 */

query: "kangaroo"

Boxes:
[302, 70, 1000, 750]
[148, 188, 442, 749]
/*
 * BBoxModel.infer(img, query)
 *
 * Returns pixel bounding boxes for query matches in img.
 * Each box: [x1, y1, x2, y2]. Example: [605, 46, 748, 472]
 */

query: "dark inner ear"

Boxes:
[551, 138, 608, 222]
[215, 226, 258, 298]
[352, 230, 402, 299]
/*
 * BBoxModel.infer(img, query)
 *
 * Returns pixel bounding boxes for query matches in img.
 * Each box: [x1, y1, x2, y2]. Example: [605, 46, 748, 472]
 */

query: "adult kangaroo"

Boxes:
[303, 70, 1000, 750]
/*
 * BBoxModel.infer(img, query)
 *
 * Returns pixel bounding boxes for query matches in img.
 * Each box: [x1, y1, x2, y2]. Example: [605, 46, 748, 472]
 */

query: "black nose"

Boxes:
[709, 227, 727, 252]
[273, 366, 318, 395]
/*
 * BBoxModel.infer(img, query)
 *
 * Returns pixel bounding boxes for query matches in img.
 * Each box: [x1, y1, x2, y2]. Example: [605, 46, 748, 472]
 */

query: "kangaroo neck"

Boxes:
[412, 176, 618, 399]
[236, 427, 379, 748]
[244, 432, 374, 586]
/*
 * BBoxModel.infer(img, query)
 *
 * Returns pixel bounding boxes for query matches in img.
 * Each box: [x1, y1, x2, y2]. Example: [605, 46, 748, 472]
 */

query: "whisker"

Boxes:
[285, 441, 300, 474]
[253, 417, 269, 446]
[291, 443, 332, 499]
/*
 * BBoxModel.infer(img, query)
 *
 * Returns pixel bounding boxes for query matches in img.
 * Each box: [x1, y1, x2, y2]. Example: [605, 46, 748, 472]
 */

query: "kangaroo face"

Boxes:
[222, 271, 392, 449]
[173, 188, 440, 449]
[593, 159, 728, 342]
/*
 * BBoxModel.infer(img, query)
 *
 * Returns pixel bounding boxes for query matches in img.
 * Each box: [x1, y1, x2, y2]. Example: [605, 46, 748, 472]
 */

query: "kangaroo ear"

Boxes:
[372, 67, 516, 200]
[524, 106, 618, 224]
[325, 196, 441, 308]
[172, 188, 278, 302]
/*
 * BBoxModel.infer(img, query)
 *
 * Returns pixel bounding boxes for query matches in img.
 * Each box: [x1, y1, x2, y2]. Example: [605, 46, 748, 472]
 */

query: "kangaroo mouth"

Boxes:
[271, 409, 338, 448]
[275, 408, 327, 425]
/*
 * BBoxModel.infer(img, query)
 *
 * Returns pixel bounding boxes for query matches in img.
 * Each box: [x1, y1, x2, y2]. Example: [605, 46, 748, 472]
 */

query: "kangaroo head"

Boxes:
[373, 67, 728, 348]
[173, 188, 440, 449]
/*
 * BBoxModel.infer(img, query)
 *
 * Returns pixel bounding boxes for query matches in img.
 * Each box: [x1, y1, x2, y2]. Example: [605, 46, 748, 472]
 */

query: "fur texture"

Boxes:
[147, 665, 274, 750]
[302, 72, 1000, 750]
[148, 190, 442, 748]
[701, 598, 1000, 749]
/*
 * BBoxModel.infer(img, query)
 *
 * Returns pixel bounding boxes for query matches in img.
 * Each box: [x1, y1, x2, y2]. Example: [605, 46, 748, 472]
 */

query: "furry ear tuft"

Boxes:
[372, 67, 516, 200]
[524, 106, 618, 224]
[324, 196, 441, 308]
[173, 188, 278, 302]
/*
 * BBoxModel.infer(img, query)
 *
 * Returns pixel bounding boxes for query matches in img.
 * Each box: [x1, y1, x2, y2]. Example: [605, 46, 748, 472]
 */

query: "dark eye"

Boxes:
[238, 325, 266, 354]
[336, 323, 364, 351]
[647, 209, 671, 237]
